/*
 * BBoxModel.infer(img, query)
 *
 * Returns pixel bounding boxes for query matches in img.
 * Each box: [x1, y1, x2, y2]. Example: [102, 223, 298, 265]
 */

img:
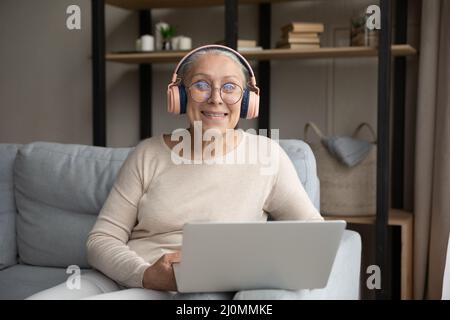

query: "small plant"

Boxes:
[160, 25, 176, 40]
[160, 25, 177, 50]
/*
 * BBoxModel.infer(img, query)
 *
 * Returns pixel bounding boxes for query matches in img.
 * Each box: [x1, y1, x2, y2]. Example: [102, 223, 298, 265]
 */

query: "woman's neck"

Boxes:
[188, 127, 239, 158]
[163, 128, 241, 161]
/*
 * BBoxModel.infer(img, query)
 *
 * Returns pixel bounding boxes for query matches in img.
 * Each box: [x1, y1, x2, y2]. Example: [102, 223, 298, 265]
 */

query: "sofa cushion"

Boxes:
[278, 140, 320, 210]
[14, 142, 132, 268]
[0, 264, 69, 300]
[0, 144, 21, 270]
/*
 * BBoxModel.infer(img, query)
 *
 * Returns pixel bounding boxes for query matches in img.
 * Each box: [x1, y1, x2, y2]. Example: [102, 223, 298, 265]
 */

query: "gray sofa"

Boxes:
[0, 139, 361, 300]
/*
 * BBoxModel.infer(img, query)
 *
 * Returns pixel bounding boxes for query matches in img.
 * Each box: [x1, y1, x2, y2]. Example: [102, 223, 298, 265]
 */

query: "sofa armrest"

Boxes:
[233, 230, 362, 300]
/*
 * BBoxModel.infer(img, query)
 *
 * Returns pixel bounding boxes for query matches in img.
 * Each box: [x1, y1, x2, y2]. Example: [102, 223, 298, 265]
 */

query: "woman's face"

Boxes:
[185, 53, 245, 134]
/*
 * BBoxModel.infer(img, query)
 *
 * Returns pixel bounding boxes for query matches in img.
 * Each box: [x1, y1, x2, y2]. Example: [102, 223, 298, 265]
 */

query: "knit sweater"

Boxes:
[86, 130, 323, 288]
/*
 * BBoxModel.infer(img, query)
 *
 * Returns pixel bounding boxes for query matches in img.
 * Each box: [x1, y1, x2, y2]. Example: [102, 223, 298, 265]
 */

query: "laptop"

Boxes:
[173, 220, 346, 293]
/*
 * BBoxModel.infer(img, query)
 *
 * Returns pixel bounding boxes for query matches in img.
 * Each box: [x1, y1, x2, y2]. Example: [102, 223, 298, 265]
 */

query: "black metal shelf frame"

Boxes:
[92, 0, 409, 300]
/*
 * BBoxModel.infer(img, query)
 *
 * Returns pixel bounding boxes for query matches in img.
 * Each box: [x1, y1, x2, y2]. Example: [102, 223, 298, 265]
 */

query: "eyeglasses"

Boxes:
[187, 80, 243, 105]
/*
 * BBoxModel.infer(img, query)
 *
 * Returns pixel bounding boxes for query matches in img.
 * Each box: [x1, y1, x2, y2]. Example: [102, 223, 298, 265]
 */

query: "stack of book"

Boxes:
[276, 22, 324, 49]
[215, 39, 262, 51]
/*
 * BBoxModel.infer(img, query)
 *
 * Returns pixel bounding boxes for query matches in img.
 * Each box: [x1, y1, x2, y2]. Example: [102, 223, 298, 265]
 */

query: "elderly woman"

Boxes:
[27, 45, 323, 300]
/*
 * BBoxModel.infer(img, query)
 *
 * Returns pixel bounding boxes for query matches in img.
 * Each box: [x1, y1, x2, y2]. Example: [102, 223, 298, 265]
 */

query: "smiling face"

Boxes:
[184, 53, 246, 134]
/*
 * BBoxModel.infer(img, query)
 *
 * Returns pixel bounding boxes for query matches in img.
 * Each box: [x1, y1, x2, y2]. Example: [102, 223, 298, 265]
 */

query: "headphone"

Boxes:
[167, 44, 260, 119]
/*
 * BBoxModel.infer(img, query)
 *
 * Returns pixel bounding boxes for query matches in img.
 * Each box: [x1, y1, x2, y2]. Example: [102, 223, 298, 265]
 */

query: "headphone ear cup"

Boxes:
[167, 84, 188, 115]
[240, 89, 250, 119]
[167, 84, 180, 115]
[245, 91, 259, 119]
[179, 84, 188, 114]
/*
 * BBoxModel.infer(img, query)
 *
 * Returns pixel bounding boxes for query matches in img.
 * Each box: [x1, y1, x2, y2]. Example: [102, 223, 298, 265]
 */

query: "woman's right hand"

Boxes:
[142, 251, 181, 291]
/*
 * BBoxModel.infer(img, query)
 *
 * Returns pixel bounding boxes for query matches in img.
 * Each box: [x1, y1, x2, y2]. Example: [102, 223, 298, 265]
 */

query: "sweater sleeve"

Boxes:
[263, 142, 324, 221]
[86, 141, 151, 288]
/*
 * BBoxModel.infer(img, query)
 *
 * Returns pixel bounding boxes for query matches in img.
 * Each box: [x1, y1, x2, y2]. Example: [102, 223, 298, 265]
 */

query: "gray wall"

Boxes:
[0, 0, 93, 145]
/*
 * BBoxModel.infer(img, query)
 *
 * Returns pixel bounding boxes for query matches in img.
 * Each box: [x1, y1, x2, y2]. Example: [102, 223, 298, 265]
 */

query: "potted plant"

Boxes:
[160, 25, 176, 50]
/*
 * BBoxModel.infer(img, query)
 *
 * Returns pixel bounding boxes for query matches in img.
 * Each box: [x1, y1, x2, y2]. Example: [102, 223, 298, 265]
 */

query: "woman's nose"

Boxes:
[208, 87, 223, 104]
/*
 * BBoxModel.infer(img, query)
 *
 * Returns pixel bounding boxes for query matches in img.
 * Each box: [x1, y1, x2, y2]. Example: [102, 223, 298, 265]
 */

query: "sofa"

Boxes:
[0, 139, 361, 300]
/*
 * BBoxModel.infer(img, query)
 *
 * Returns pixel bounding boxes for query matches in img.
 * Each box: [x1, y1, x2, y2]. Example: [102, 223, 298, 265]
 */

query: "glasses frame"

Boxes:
[186, 79, 244, 105]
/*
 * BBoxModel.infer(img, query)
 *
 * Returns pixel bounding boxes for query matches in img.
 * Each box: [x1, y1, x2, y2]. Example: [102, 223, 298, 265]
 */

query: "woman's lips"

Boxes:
[200, 111, 228, 121]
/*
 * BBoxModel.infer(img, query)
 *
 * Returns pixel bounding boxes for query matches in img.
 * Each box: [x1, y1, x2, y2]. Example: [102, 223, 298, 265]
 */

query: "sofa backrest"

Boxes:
[279, 140, 320, 211]
[0, 138, 319, 269]
[13, 142, 132, 268]
[0, 144, 20, 270]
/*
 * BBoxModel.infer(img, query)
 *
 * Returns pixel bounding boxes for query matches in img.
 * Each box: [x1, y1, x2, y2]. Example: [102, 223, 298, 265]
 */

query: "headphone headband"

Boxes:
[167, 44, 260, 119]
[170, 44, 257, 87]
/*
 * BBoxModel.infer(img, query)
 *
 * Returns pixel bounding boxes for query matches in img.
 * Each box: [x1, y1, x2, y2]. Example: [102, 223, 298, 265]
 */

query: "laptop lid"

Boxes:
[174, 220, 346, 293]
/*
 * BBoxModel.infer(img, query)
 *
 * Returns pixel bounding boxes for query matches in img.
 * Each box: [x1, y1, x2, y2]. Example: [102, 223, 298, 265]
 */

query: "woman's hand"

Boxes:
[143, 251, 181, 291]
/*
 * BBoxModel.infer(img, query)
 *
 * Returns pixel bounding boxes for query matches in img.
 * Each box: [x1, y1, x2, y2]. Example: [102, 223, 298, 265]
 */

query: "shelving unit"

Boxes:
[91, 0, 417, 299]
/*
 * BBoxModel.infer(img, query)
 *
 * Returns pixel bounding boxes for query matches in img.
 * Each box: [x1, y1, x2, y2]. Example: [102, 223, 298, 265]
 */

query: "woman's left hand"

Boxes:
[142, 251, 181, 291]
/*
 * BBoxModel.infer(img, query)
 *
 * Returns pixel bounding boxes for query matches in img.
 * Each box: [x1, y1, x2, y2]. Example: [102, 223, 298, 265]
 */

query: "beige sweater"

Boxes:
[86, 130, 323, 288]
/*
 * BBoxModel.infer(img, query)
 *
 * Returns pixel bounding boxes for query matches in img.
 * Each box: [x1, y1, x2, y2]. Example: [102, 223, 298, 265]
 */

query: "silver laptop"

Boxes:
[173, 220, 346, 293]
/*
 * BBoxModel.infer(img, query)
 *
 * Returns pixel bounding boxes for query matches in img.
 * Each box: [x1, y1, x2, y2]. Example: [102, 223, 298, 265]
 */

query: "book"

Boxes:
[276, 43, 320, 49]
[215, 39, 258, 47]
[281, 22, 324, 34]
[238, 46, 263, 51]
[278, 37, 320, 45]
[282, 32, 320, 39]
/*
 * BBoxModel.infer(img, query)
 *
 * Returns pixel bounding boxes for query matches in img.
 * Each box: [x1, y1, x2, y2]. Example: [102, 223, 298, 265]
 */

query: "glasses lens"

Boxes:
[189, 80, 211, 103]
[221, 83, 242, 104]
[189, 81, 243, 104]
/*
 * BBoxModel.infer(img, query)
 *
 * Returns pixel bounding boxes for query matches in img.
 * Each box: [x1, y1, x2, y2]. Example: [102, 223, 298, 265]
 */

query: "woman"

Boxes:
[27, 45, 323, 300]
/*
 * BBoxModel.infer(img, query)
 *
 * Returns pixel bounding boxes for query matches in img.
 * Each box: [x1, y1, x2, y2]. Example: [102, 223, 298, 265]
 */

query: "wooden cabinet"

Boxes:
[324, 209, 414, 299]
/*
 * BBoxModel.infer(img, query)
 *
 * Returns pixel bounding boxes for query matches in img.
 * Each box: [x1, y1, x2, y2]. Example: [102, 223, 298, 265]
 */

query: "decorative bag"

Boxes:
[304, 122, 377, 216]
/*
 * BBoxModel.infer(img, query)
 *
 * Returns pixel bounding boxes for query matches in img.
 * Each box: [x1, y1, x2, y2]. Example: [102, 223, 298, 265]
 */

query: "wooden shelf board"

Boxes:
[323, 208, 413, 226]
[106, 0, 297, 10]
[106, 44, 417, 64]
